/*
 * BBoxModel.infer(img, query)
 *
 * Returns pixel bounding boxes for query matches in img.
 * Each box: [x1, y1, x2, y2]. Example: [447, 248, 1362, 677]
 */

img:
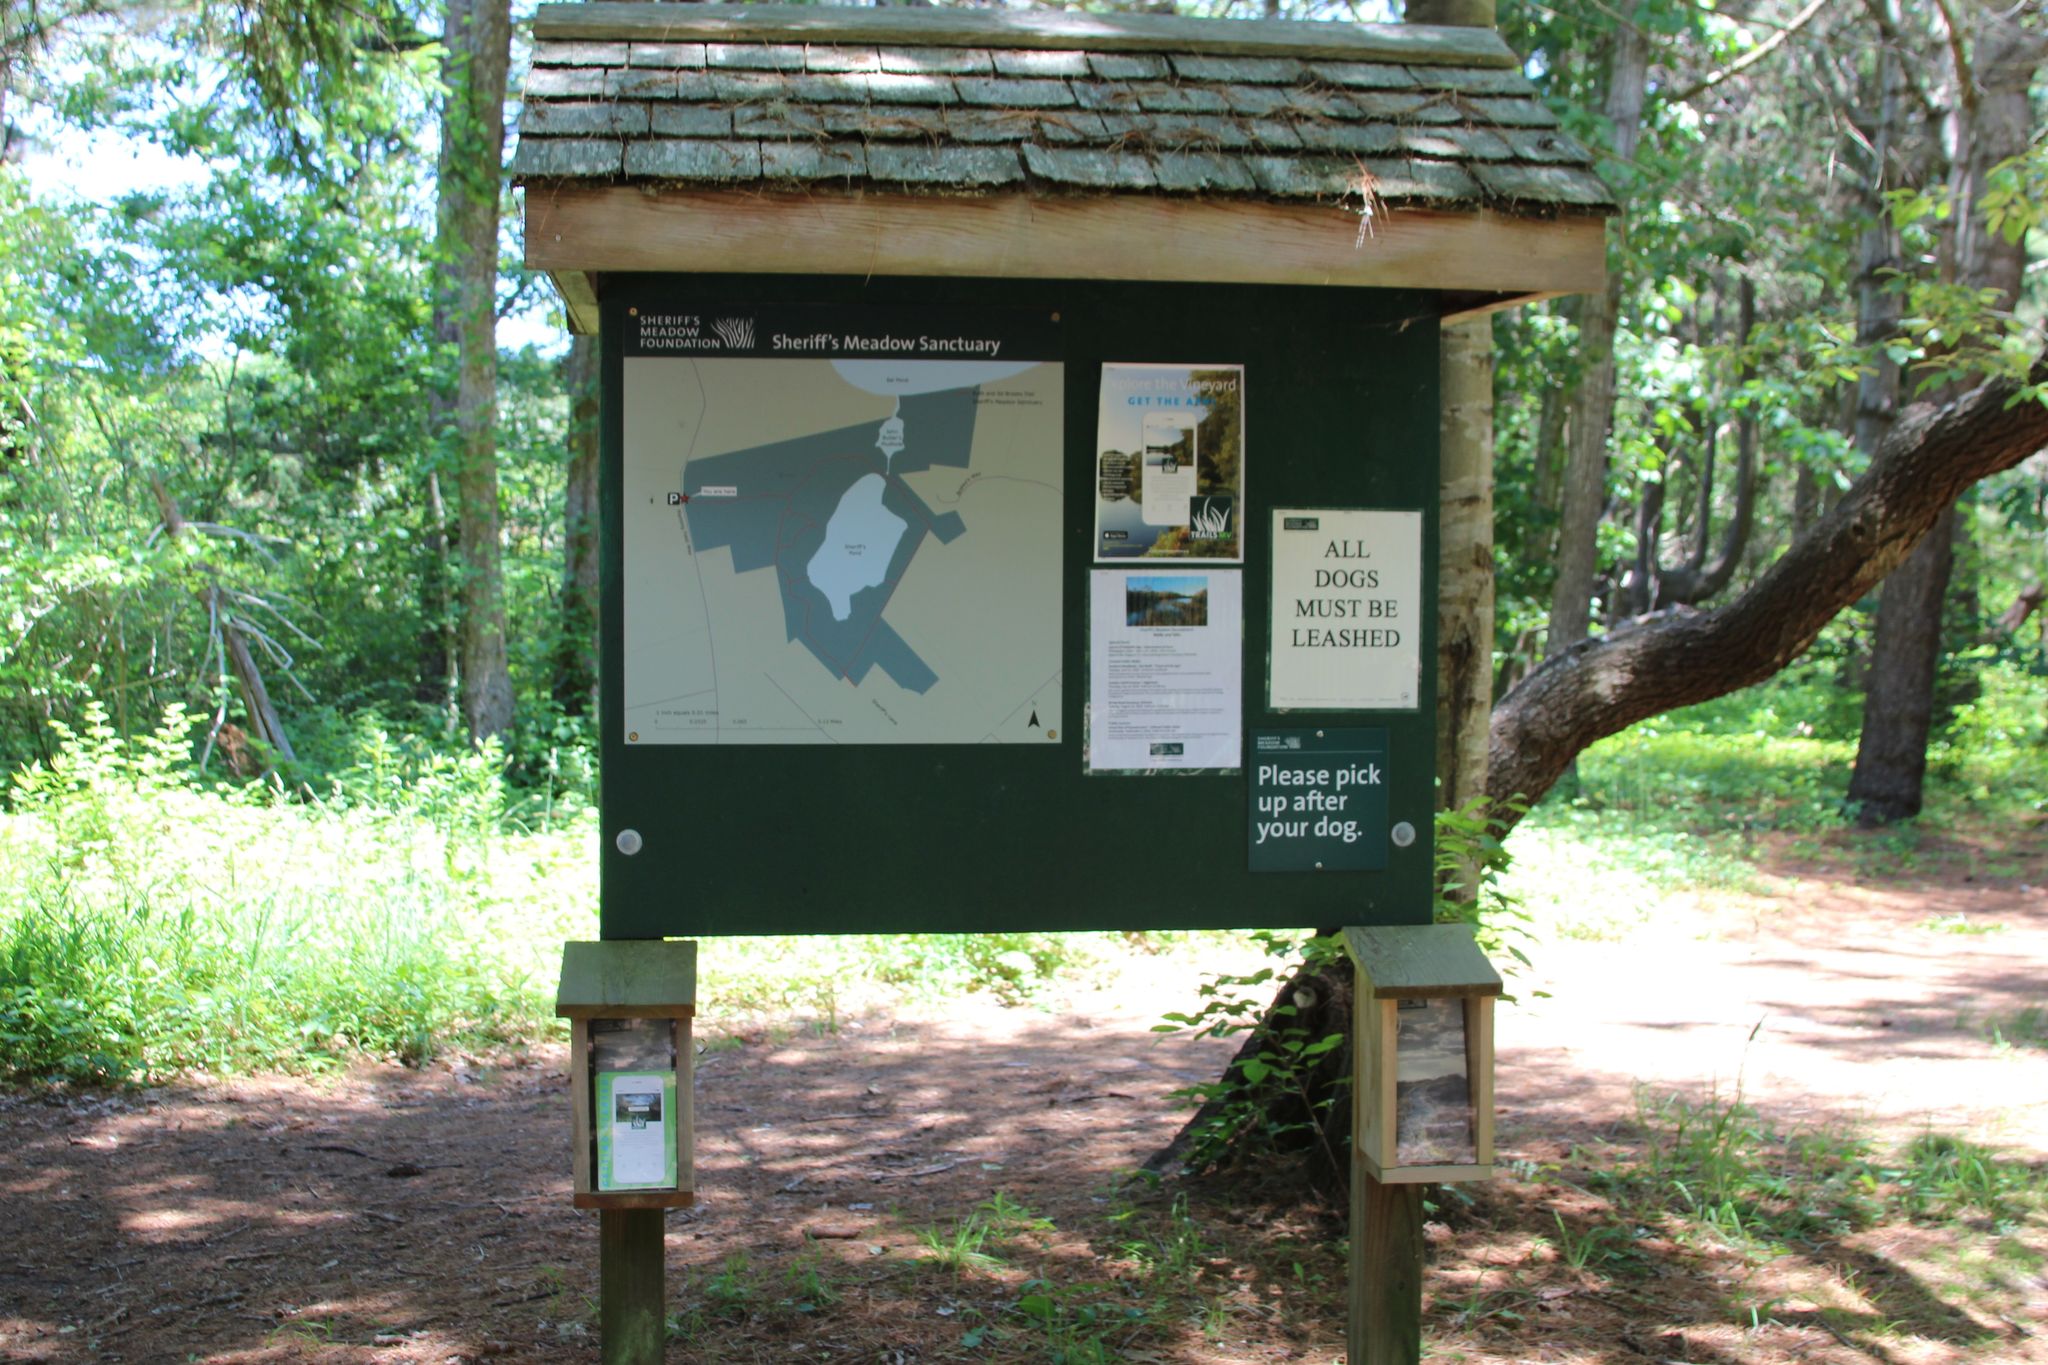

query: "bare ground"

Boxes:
[2, 827, 2043, 1364]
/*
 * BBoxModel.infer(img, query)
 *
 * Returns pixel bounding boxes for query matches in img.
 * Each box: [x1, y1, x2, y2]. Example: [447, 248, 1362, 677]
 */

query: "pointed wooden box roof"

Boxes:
[515, 3, 1612, 330]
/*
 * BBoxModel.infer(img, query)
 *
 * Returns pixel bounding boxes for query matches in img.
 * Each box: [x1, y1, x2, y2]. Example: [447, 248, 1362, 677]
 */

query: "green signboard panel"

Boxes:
[599, 274, 1439, 937]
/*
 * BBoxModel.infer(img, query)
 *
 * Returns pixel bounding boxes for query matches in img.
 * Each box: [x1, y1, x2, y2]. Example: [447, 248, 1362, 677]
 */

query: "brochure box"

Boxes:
[556, 940, 696, 1209]
[1345, 924, 1501, 1184]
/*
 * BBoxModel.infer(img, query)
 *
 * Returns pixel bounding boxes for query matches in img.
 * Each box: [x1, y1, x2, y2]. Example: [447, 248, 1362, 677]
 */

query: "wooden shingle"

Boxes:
[514, 2, 1613, 215]
[516, 2, 1615, 332]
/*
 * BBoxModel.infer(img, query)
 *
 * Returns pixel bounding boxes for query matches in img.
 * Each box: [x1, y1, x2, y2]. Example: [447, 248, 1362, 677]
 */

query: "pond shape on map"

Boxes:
[807, 473, 908, 622]
[679, 384, 975, 695]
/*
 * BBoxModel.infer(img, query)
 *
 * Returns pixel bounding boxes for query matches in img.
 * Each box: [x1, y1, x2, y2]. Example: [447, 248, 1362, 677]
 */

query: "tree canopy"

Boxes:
[0, 0, 2041, 816]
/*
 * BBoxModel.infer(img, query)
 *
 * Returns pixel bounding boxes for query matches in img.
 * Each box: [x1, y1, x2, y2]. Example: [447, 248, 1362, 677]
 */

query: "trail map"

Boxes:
[620, 307, 1064, 746]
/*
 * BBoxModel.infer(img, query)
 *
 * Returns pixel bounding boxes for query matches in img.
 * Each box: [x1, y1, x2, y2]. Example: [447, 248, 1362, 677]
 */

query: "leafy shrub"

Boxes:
[1151, 802, 1527, 1177]
[0, 706, 588, 1081]
[1932, 659, 2048, 802]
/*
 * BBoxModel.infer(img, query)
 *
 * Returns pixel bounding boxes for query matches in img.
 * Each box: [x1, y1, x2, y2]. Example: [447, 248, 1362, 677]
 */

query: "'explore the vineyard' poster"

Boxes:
[1093, 363, 1245, 562]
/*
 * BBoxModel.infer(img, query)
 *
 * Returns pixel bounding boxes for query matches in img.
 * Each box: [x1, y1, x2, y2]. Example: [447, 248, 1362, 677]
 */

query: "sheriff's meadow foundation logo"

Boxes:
[710, 317, 756, 349]
[631, 313, 758, 353]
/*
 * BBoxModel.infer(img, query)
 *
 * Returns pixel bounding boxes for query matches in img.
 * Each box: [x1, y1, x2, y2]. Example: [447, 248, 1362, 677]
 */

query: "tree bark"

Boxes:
[1846, 11, 2043, 824]
[554, 334, 601, 716]
[1529, 348, 1570, 523]
[219, 621, 295, 766]
[1625, 443, 1663, 617]
[432, 0, 515, 744]
[1848, 507, 1955, 822]
[1489, 356, 2048, 826]
[1437, 316, 1495, 822]
[1993, 580, 2043, 636]
[148, 475, 297, 767]
[417, 469, 454, 705]
[1791, 462, 1821, 535]
[1852, 44, 1902, 464]
[1651, 280, 1760, 608]
[1543, 22, 1646, 657]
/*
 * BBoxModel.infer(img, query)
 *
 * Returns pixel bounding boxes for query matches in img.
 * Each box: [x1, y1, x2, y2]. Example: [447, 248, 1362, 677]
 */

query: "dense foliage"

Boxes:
[1, 5, 577, 780]
[1495, 0, 2044, 674]
[4, 1, 2043, 780]
[0, 0, 2042, 1080]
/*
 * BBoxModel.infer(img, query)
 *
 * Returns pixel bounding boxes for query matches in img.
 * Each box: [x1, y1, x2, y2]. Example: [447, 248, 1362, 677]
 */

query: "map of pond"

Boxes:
[808, 473, 908, 624]
[622, 356, 1064, 745]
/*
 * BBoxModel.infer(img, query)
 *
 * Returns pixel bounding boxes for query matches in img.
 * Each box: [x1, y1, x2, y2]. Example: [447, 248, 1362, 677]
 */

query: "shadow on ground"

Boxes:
[4, 874, 2045, 1364]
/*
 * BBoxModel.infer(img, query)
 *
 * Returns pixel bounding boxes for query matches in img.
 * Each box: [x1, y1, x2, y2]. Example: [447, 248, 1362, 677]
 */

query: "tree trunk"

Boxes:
[432, 0, 515, 744]
[1846, 12, 2043, 824]
[218, 607, 296, 766]
[1653, 278, 1759, 607]
[1490, 355, 2048, 826]
[1791, 462, 1820, 535]
[1543, 22, 1646, 657]
[1529, 342, 1571, 524]
[418, 469, 454, 706]
[148, 475, 297, 767]
[1625, 452, 1663, 617]
[1847, 507, 1954, 822]
[1840, 23, 1917, 823]
[1437, 316, 1495, 823]
[1853, 37, 1903, 463]
[554, 334, 601, 716]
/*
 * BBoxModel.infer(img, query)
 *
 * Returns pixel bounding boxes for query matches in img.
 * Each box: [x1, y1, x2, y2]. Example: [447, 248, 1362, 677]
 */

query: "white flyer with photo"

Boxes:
[1087, 569, 1243, 773]
[601, 1071, 671, 1188]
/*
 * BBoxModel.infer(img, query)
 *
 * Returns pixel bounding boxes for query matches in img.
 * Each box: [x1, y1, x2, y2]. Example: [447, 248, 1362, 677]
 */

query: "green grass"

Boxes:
[1565, 1087, 2047, 1268]
[10, 663, 2043, 1081]
[1007, 1279, 1153, 1364]
[651, 1190, 1249, 1360]
[1984, 1006, 2048, 1052]
[916, 1212, 1006, 1275]
[0, 707, 1250, 1082]
[1524, 1089, 2045, 1351]
[1918, 912, 2007, 935]
[1501, 666, 2048, 938]
[1113, 1192, 1210, 1286]
[1498, 725, 1843, 938]
[0, 707, 591, 1080]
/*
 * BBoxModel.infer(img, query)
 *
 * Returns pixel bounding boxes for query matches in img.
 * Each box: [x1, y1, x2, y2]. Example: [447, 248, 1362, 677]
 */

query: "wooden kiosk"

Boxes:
[516, 3, 1608, 1360]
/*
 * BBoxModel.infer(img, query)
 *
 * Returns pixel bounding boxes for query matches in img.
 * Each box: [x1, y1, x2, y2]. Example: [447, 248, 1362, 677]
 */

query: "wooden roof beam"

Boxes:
[525, 186, 1604, 308]
[532, 3, 1520, 68]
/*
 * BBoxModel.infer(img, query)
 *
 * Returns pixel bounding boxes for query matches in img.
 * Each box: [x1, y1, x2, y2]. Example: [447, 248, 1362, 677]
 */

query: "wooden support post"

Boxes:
[1348, 1166, 1425, 1365]
[600, 1208, 665, 1364]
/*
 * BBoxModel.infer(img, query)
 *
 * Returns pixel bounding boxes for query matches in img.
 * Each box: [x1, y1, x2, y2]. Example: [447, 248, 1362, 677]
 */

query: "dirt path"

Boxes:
[1502, 864, 2048, 1157]
[2, 845, 2043, 1364]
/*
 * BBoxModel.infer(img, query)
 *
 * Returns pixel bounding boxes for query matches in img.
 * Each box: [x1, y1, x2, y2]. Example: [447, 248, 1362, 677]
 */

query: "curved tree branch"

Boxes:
[1488, 357, 2048, 826]
[1993, 579, 2043, 636]
[1656, 278, 1760, 606]
[1664, 0, 1829, 107]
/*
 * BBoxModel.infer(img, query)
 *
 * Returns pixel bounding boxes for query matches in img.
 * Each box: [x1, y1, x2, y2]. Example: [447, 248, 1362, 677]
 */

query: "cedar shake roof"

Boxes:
[512, 4, 1614, 215]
